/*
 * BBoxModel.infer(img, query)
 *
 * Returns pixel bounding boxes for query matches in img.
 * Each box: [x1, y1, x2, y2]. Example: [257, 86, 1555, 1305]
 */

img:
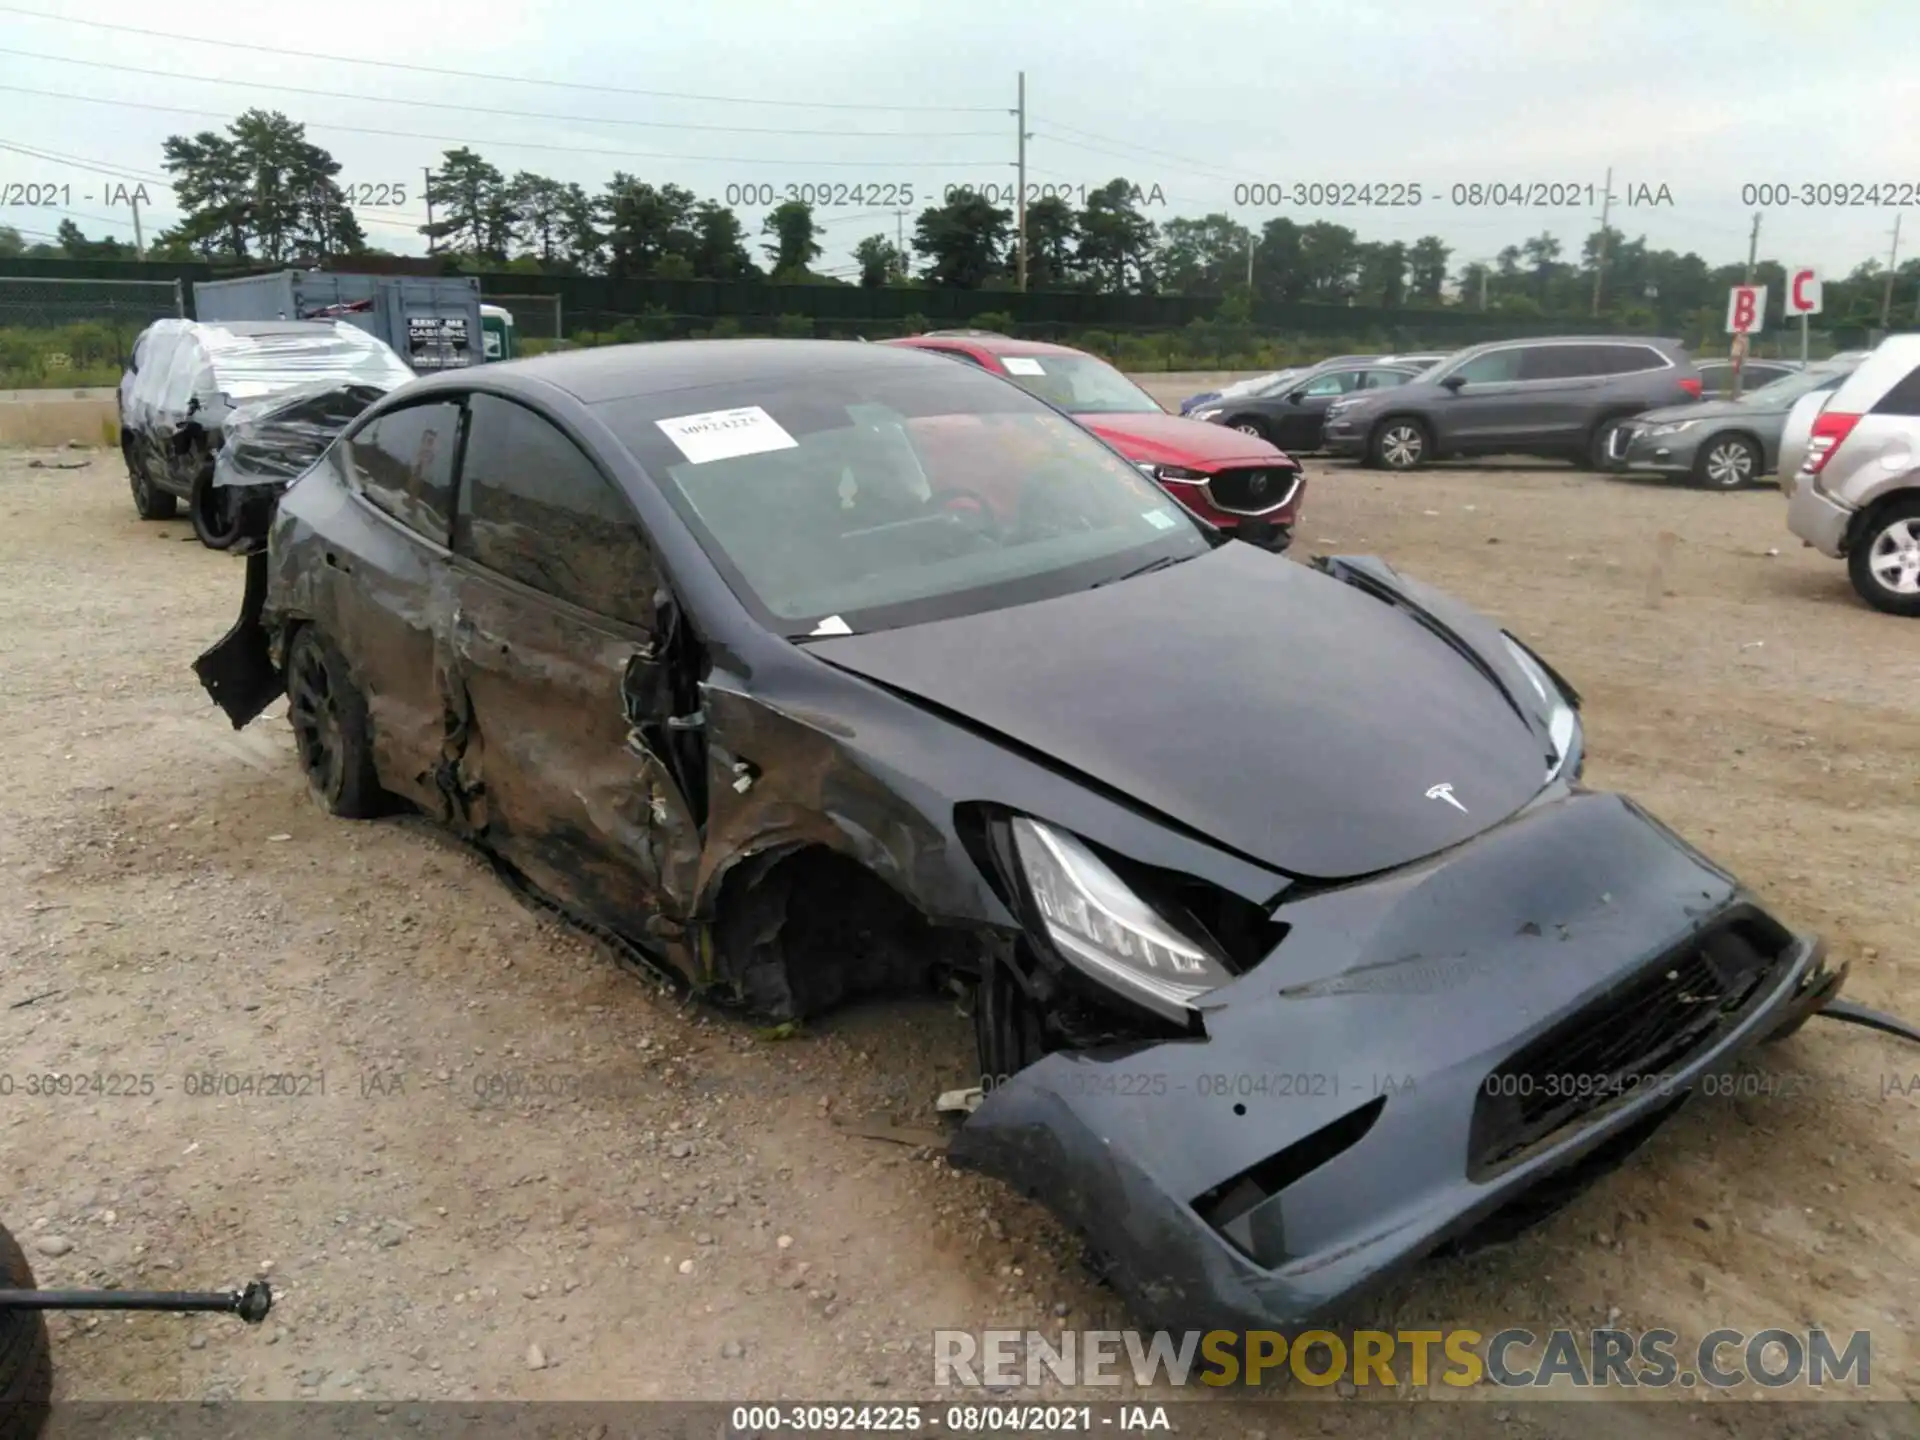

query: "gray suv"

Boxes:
[1322, 336, 1702, 471]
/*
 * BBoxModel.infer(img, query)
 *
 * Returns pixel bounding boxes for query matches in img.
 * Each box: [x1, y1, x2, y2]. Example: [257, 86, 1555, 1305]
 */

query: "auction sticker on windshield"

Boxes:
[656, 405, 799, 464]
[1002, 357, 1047, 375]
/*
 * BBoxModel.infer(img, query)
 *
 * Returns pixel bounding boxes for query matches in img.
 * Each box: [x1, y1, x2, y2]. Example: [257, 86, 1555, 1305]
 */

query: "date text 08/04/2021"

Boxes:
[727, 1404, 1169, 1433]
[1227, 181, 1677, 208]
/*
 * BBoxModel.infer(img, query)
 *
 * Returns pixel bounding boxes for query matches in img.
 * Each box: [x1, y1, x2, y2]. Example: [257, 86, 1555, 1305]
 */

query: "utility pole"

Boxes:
[1245, 231, 1253, 288]
[1879, 213, 1902, 333]
[1012, 72, 1029, 292]
[893, 207, 907, 282]
[423, 165, 436, 255]
[1731, 211, 1761, 399]
[1590, 166, 1612, 317]
[129, 192, 145, 261]
[1479, 266, 1488, 311]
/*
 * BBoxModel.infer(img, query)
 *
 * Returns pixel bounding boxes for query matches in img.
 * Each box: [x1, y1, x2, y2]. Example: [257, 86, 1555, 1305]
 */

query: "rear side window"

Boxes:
[453, 393, 657, 625]
[1518, 345, 1592, 381]
[1869, 364, 1920, 417]
[344, 400, 461, 544]
[1595, 345, 1668, 375]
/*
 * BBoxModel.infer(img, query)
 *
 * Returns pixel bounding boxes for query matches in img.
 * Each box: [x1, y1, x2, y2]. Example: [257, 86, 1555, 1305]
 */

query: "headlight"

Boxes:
[1642, 420, 1695, 437]
[1501, 635, 1580, 782]
[1193, 408, 1222, 421]
[1009, 817, 1232, 1022]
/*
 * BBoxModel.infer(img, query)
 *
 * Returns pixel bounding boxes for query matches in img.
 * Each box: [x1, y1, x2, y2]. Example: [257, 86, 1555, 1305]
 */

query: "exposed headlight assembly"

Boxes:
[1501, 634, 1580, 782]
[1009, 817, 1232, 1022]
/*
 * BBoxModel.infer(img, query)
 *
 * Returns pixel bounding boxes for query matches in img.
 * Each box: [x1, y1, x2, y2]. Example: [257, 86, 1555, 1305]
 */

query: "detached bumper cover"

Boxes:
[949, 790, 1841, 1332]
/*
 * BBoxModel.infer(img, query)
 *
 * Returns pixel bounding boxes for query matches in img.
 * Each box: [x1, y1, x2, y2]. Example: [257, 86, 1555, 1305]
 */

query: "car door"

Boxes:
[1510, 342, 1609, 444]
[331, 397, 466, 816]
[1432, 345, 1526, 448]
[444, 390, 703, 937]
[1272, 366, 1367, 449]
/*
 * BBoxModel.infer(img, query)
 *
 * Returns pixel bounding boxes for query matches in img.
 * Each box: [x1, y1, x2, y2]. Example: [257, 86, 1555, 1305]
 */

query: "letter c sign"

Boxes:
[1787, 268, 1822, 316]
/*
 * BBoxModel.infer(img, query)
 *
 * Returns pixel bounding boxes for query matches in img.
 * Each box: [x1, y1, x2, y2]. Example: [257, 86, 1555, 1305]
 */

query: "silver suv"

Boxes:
[1322, 336, 1702, 471]
[1785, 334, 1920, 615]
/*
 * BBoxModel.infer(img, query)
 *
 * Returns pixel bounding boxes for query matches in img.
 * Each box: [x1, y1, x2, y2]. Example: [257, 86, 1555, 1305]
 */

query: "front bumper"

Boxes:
[1612, 423, 1699, 476]
[1786, 468, 1853, 557]
[1321, 418, 1369, 457]
[949, 790, 1842, 1333]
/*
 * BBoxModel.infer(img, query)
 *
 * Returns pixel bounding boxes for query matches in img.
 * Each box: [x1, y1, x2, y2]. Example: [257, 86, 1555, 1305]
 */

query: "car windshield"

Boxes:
[1738, 367, 1853, 406]
[596, 362, 1210, 637]
[994, 352, 1164, 415]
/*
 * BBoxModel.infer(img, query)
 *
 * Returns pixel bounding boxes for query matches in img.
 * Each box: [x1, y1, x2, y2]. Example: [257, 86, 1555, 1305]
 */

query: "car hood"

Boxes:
[1635, 397, 1778, 424]
[1078, 410, 1288, 468]
[807, 544, 1556, 881]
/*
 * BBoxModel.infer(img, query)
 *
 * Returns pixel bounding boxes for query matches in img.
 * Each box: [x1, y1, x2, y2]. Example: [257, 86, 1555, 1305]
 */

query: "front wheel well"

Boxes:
[705, 845, 982, 1022]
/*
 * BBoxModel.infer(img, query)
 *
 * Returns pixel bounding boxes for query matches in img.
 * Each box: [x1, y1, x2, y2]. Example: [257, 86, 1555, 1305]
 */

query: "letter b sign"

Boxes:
[1725, 285, 1767, 335]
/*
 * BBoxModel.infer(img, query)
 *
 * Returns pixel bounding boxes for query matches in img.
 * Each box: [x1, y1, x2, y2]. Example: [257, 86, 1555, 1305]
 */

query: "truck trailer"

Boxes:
[190, 270, 486, 373]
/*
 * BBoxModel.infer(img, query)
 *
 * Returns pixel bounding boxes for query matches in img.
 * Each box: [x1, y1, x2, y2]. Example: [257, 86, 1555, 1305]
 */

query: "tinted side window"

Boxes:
[1452, 349, 1523, 383]
[454, 393, 656, 625]
[1518, 345, 1591, 381]
[1590, 345, 1667, 375]
[345, 401, 461, 543]
[1870, 363, 1920, 417]
[1359, 367, 1416, 390]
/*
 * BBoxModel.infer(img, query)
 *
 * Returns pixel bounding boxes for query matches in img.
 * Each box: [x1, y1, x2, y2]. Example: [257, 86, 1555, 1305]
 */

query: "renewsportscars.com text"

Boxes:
[933, 1327, 1873, 1390]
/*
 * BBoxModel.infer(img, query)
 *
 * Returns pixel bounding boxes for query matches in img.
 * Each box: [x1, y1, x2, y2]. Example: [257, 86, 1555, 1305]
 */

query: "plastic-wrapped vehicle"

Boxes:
[117, 318, 415, 549]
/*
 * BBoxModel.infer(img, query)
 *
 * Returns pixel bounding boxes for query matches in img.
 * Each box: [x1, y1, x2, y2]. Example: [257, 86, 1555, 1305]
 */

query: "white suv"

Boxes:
[1785, 334, 1920, 615]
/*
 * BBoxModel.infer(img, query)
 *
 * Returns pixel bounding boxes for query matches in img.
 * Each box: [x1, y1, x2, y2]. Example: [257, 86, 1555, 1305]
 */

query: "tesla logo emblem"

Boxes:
[1426, 783, 1469, 813]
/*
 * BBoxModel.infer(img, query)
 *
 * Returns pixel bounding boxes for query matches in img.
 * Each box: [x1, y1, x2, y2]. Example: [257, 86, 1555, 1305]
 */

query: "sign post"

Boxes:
[1725, 284, 1767, 398]
[1785, 266, 1822, 365]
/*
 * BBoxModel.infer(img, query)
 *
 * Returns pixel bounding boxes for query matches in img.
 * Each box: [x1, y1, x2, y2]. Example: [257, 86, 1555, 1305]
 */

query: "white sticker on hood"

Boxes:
[655, 405, 799, 465]
[1001, 357, 1046, 375]
[1143, 509, 1178, 530]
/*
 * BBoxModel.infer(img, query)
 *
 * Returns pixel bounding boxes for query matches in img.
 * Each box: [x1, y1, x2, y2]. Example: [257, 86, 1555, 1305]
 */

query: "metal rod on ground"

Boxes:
[0, 1281, 271, 1322]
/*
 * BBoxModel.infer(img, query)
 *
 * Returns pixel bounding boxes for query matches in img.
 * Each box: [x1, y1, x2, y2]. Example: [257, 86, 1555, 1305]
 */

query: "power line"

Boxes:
[0, 137, 172, 185]
[0, 47, 1006, 139]
[0, 6, 1004, 113]
[0, 85, 996, 169]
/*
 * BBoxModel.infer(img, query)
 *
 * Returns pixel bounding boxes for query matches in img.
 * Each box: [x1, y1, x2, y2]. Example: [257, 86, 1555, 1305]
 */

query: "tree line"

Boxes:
[1, 108, 1915, 330]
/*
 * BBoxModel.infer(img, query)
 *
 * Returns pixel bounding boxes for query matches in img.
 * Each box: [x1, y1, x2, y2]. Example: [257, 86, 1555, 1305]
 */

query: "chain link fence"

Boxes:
[480, 292, 563, 345]
[0, 277, 185, 388]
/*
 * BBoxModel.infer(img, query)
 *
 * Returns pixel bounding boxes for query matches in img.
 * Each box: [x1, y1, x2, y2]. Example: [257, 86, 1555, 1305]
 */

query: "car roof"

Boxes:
[1823, 333, 1920, 411]
[887, 333, 1093, 359]
[401, 337, 964, 406]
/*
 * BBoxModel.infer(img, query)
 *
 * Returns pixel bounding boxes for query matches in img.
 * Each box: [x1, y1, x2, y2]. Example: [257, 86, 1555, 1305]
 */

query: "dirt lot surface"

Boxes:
[2, 445, 1916, 1435]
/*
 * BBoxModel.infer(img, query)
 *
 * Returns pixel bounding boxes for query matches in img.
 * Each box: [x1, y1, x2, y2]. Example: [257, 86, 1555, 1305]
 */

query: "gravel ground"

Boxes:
[2, 445, 1916, 1433]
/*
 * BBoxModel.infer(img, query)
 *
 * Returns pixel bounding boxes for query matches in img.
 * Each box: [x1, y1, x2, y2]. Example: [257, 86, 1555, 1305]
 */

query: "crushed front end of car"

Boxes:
[947, 787, 1843, 1333]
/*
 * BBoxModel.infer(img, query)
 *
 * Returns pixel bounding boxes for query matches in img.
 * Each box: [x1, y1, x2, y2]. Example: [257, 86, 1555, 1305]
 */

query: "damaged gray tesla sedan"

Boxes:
[195, 339, 1846, 1332]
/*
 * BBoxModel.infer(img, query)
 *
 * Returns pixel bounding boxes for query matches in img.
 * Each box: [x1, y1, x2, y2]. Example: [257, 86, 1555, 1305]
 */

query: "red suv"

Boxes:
[885, 332, 1304, 550]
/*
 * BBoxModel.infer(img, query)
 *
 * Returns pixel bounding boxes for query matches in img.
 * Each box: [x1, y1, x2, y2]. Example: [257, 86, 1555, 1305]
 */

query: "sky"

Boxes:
[1, 0, 1916, 288]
